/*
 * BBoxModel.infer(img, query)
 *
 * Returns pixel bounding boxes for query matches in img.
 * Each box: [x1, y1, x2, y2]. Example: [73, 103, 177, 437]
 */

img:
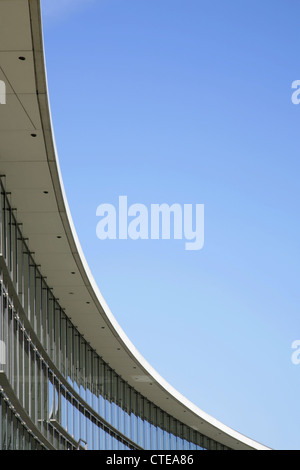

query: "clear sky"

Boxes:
[41, 0, 300, 450]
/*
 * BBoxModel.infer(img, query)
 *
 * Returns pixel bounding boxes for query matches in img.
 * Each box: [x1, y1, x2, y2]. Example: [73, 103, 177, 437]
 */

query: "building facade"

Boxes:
[0, 0, 269, 450]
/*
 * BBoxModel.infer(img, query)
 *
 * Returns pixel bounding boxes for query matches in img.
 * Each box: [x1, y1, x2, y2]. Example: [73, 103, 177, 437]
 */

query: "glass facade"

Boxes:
[0, 177, 230, 450]
[0, 389, 46, 451]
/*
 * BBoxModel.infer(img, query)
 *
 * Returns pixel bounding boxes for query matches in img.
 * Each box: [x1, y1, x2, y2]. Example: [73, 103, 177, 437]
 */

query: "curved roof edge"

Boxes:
[1, 0, 271, 450]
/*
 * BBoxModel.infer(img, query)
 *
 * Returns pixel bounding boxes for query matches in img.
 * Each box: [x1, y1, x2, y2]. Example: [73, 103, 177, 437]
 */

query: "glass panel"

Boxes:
[86, 412, 92, 450]
[2, 193, 7, 261]
[5, 205, 11, 271]
[7, 304, 13, 385]
[23, 250, 30, 320]
[93, 419, 99, 450]
[183, 424, 190, 450]
[177, 422, 183, 450]
[73, 400, 79, 442]
[60, 314, 67, 377]
[13, 316, 18, 392]
[111, 372, 117, 428]
[41, 279, 48, 350]
[137, 394, 144, 448]
[80, 406, 86, 444]
[61, 386, 67, 430]
[67, 393, 73, 438]
[73, 331, 79, 394]
[144, 399, 151, 449]
[124, 383, 131, 440]
[99, 359, 105, 418]
[151, 406, 157, 450]
[12, 413, 18, 450]
[157, 409, 164, 450]
[35, 273, 41, 340]
[66, 319, 73, 386]
[17, 230, 23, 303]
[92, 352, 99, 413]
[24, 332, 30, 415]
[42, 362, 48, 439]
[86, 346, 92, 406]
[131, 389, 137, 445]
[104, 364, 111, 423]
[55, 305, 61, 370]
[29, 263, 36, 331]
[48, 292, 54, 361]
[11, 214, 17, 287]
[6, 407, 12, 450]
[18, 323, 24, 407]
[80, 339, 86, 400]
[99, 424, 105, 450]
[3, 401, 7, 450]
[170, 416, 177, 450]
[164, 413, 170, 450]
[118, 378, 125, 436]
[36, 355, 42, 431]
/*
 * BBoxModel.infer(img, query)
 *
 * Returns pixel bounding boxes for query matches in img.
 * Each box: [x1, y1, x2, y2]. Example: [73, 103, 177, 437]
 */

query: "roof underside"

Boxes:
[0, 0, 269, 450]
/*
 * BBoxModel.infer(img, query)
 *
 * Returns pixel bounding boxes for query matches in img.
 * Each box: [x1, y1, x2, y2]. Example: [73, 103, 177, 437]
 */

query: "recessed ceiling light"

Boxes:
[57, 236, 62, 239]
[31, 133, 37, 137]
[18, 56, 26, 61]
[43, 191, 48, 194]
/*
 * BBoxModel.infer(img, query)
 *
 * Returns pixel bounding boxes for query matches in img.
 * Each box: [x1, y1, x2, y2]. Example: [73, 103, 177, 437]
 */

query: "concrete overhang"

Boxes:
[0, 0, 270, 450]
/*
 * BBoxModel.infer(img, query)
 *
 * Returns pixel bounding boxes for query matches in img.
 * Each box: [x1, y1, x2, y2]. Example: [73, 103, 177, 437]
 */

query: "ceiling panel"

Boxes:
[0, 51, 36, 94]
[0, 0, 32, 52]
[0, 93, 36, 130]
[0, 161, 53, 190]
[0, 130, 46, 162]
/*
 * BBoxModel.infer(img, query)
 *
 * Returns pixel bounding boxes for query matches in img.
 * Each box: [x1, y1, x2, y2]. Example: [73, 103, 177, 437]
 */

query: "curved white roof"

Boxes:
[0, 0, 270, 450]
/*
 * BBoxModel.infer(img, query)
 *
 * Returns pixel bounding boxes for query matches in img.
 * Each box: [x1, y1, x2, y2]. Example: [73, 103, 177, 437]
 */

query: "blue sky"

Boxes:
[41, 0, 300, 450]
